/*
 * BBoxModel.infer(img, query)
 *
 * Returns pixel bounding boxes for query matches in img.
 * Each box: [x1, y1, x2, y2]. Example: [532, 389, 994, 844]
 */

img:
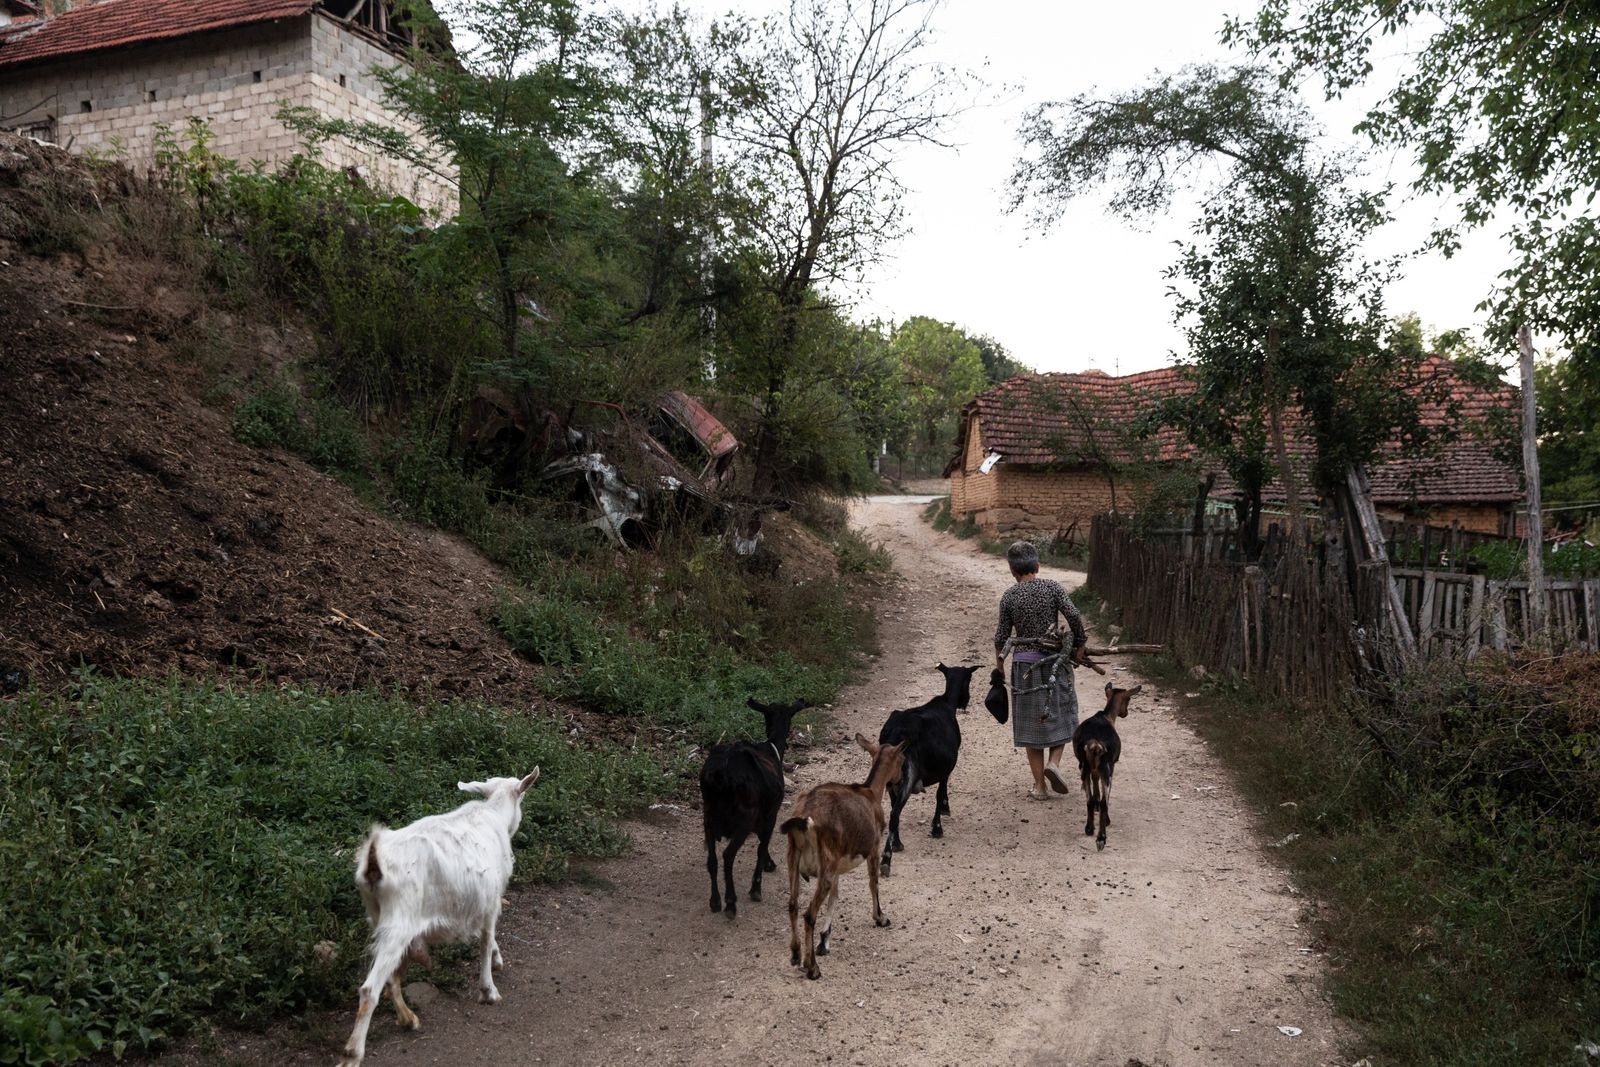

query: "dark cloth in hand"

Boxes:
[984, 668, 1009, 724]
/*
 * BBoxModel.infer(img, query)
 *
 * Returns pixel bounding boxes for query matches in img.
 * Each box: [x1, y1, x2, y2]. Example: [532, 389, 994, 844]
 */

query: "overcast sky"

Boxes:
[612, 0, 1515, 376]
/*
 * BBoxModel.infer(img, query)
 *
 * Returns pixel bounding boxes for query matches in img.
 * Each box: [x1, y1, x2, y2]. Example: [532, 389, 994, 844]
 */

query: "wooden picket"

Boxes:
[1088, 517, 1600, 703]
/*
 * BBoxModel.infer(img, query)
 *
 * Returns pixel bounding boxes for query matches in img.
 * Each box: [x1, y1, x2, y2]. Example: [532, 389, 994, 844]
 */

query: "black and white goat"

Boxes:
[1073, 683, 1139, 849]
[877, 663, 980, 875]
[698, 697, 807, 917]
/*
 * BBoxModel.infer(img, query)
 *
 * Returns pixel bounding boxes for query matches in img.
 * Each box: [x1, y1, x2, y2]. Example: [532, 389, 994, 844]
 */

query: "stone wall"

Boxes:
[0, 14, 455, 214]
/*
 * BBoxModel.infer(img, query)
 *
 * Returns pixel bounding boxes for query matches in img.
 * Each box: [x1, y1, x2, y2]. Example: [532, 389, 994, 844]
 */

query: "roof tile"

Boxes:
[955, 359, 1521, 505]
[0, 0, 317, 69]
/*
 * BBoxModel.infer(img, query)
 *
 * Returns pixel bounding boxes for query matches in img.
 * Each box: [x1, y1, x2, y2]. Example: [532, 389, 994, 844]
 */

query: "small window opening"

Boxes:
[338, 73, 346, 88]
[80, 99, 92, 113]
[147, 89, 156, 102]
[252, 70, 262, 83]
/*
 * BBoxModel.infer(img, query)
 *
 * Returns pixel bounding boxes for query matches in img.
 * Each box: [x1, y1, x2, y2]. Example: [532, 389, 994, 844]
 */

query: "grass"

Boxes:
[1088, 584, 1600, 1066]
[0, 674, 669, 1065]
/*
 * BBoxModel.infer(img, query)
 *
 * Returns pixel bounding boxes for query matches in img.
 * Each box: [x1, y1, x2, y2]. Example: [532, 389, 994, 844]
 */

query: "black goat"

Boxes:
[1073, 682, 1140, 850]
[877, 663, 980, 875]
[699, 698, 807, 918]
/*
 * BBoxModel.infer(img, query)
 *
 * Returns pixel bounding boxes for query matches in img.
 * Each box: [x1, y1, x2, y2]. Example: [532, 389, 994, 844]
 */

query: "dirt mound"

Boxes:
[0, 140, 551, 708]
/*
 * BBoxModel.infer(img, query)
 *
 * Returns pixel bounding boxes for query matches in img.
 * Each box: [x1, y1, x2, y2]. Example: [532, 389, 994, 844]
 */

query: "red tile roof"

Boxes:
[0, 0, 316, 69]
[951, 358, 1522, 505]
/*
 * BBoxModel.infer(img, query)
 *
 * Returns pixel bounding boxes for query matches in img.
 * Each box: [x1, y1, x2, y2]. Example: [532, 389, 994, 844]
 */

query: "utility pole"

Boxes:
[1518, 324, 1546, 639]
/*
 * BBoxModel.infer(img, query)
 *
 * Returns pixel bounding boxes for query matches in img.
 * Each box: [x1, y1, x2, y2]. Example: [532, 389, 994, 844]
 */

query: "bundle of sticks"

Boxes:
[1075, 644, 1162, 676]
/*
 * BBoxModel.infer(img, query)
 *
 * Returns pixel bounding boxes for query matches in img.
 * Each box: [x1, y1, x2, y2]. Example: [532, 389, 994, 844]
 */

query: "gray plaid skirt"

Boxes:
[1010, 655, 1079, 749]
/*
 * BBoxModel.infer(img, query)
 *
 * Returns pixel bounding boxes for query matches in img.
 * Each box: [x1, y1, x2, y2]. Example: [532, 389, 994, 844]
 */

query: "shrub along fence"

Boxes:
[1088, 515, 1600, 704]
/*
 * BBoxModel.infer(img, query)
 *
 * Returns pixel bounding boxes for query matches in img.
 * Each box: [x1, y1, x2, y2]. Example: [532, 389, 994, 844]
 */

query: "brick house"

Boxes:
[945, 362, 1523, 540]
[0, 0, 456, 213]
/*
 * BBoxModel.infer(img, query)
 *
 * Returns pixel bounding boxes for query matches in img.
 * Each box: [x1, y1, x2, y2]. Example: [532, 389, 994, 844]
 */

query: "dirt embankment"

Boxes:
[0, 136, 548, 707]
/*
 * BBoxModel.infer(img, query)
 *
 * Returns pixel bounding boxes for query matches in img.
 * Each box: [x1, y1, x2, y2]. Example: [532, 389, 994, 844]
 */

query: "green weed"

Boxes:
[0, 674, 664, 1065]
[1090, 632, 1600, 1065]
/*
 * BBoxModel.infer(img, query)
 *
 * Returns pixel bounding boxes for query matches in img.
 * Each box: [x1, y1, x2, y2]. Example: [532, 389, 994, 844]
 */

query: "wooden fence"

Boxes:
[1088, 517, 1600, 704]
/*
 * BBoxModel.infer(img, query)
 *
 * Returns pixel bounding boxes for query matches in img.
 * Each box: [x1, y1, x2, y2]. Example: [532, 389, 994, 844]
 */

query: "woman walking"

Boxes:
[994, 540, 1088, 800]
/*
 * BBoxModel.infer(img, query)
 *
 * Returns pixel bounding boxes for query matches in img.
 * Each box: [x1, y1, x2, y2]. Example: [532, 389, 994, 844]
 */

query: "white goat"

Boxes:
[338, 769, 540, 1067]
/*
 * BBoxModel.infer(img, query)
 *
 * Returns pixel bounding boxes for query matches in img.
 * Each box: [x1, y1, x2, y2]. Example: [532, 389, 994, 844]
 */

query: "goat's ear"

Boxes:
[746, 697, 765, 713]
[517, 768, 541, 794]
[1129, 685, 1143, 696]
[854, 732, 876, 754]
[1105, 681, 1115, 698]
[458, 780, 490, 796]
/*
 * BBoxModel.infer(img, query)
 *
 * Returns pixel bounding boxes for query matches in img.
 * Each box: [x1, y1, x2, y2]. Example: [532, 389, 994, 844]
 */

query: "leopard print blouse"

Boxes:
[994, 577, 1087, 652]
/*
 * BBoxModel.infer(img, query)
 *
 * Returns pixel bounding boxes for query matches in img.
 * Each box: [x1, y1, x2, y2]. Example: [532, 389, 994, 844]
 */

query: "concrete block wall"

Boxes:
[0, 21, 314, 166]
[305, 13, 455, 213]
[0, 15, 456, 215]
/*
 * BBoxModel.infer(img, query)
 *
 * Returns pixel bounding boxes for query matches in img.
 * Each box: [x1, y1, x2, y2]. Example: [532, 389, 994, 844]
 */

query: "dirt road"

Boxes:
[270, 497, 1347, 1067]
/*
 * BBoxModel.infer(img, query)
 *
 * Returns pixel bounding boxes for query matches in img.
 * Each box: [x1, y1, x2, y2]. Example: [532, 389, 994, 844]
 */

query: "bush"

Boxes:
[1121, 648, 1600, 1065]
[0, 675, 664, 1064]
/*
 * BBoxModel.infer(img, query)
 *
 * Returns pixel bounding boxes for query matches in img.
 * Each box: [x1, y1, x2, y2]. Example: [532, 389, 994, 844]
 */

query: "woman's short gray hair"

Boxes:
[1007, 540, 1040, 575]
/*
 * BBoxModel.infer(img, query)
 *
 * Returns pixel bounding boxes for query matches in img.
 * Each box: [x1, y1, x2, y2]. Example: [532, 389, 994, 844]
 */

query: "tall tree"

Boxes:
[1227, 1, 1600, 369]
[284, 0, 615, 370]
[889, 316, 987, 464]
[717, 0, 971, 497]
[1011, 65, 1447, 552]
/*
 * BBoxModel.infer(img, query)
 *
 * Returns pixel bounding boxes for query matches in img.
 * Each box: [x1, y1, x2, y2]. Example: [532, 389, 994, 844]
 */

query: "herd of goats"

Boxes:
[335, 661, 1142, 1066]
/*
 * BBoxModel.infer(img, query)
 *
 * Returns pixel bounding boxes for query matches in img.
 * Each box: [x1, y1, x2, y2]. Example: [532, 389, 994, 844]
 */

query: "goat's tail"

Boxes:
[355, 823, 386, 886]
[779, 816, 812, 838]
[1083, 740, 1106, 803]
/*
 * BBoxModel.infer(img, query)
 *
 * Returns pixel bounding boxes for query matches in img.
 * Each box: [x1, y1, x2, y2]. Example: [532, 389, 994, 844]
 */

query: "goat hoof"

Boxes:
[875, 914, 892, 928]
[1096, 837, 1107, 851]
[930, 825, 943, 838]
[725, 904, 737, 920]
[891, 839, 905, 853]
[402, 1015, 422, 1032]
[816, 941, 830, 957]
[1084, 824, 1096, 837]
[790, 949, 801, 966]
[805, 965, 821, 980]
[709, 899, 722, 913]
[748, 888, 762, 903]
[479, 988, 502, 1005]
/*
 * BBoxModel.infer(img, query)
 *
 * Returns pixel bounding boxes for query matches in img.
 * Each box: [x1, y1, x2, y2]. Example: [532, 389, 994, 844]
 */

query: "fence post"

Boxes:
[1417, 573, 1439, 655]
[1466, 575, 1487, 657]
[1585, 579, 1600, 652]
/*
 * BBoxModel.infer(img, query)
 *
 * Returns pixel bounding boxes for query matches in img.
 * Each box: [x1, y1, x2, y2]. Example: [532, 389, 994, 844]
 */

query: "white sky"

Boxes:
[609, 0, 1517, 375]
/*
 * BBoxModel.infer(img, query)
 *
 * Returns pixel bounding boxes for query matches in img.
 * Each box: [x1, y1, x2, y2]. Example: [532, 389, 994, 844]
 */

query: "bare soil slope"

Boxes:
[0, 137, 547, 706]
[204, 497, 1349, 1067]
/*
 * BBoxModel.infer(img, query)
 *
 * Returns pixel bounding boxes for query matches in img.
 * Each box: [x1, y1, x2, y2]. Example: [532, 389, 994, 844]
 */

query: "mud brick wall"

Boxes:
[1376, 504, 1512, 537]
[948, 417, 998, 516]
[975, 468, 1115, 539]
[0, 14, 455, 214]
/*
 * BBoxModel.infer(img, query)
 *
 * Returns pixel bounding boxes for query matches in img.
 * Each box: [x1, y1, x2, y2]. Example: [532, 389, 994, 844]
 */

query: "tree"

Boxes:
[1227, 1, 1600, 369]
[284, 0, 616, 372]
[889, 316, 987, 466]
[971, 332, 1030, 385]
[1011, 65, 1450, 554]
[1537, 354, 1600, 513]
[716, 0, 972, 497]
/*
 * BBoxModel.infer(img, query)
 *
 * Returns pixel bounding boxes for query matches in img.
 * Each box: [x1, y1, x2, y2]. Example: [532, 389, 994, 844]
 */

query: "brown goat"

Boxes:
[779, 733, 906, 980]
